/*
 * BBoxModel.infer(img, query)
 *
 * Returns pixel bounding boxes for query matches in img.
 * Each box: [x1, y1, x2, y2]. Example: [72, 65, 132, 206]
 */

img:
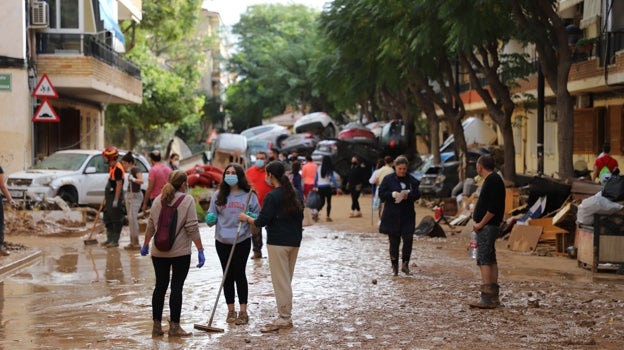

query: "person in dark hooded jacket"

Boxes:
[378, 156, 420, 276]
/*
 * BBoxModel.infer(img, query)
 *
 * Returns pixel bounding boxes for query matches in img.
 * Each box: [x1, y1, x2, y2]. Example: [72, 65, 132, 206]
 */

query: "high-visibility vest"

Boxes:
[109, 162, 125, 180]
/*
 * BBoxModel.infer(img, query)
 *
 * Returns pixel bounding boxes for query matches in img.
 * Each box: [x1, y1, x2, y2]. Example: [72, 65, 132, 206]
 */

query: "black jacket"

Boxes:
[378, 173, 420, 235]
[346, 163, 369, 191]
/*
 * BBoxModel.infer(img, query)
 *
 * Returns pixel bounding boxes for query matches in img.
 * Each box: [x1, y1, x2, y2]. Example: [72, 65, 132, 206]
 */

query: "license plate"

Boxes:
[9, 190, 24, 199]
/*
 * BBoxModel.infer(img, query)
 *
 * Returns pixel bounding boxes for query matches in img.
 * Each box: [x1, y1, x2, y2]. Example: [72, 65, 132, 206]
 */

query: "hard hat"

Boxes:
[102, 146, 119, 159]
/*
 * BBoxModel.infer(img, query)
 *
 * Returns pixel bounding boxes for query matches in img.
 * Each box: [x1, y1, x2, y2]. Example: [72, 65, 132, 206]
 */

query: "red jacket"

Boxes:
[246, 166, 273, 208]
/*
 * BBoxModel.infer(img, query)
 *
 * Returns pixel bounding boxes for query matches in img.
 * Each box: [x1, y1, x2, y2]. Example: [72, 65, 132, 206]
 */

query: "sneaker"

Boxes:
[349, 211, 355, 218]
[260, 317, 293, 332]
[226, 310, 237, 323]
[354, 211, 362, 218]
[235, 311, 249, 325]
[0, 247, 10, 256]
[326, 217, 333, 222]
[106, 243, 119, 248]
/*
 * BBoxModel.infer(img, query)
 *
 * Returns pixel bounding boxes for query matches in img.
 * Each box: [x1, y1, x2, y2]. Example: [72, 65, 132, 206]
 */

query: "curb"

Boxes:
[0, 249, 42, 283]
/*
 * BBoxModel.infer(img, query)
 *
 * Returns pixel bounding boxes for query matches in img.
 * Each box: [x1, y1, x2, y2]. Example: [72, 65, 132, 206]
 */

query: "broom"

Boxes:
[195, 189, 254, 333]
[83, 199, 105, 245]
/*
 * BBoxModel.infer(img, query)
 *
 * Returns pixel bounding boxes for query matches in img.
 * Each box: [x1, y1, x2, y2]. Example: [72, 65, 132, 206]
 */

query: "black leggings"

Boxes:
[351, 189, 361, 211]
[389, 233, 414, 264]
[151, 255, 190, 323]
[216, 238, 251, 305]
[317, 187, 333, 217]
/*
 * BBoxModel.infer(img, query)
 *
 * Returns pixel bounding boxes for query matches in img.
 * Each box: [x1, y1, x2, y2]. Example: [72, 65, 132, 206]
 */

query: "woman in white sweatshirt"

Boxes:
[206, 163, 260, 325]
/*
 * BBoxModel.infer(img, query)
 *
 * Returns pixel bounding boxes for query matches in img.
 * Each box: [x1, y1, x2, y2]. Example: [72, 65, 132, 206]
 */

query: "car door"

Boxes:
[81, 154, 110, 205]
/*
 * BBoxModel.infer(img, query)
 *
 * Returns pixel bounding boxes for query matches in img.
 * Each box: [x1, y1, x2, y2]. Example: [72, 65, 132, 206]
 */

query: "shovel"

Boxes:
[84, 199, 105, 245]
[195, 190, 254, 333]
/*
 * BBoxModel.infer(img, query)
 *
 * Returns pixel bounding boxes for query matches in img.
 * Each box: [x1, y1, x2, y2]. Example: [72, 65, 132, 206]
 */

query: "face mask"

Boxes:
[224, 174, 238, 186]
[265, 176, 274, 187]
[256, 159, 265, 168]
[172, 160, 180, 167]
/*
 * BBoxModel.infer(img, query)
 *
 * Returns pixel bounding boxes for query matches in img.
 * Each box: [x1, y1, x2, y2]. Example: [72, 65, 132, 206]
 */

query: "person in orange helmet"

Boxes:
[102, 146, 125, 247]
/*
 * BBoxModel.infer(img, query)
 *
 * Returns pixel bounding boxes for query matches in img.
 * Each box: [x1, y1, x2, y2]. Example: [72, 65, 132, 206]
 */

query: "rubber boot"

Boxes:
[152, 319, 164, 337]
[101, 230, 113, 247]
[468, 284, 498, 309]
[401, 261, 411, 275]
[168, 321, 191, 337]
[391, 261, 398, 276]
[490, 283, 501, 307]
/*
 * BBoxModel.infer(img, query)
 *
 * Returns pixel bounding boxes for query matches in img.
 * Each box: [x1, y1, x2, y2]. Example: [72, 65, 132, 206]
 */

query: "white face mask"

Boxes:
[172, 160, 180, 167]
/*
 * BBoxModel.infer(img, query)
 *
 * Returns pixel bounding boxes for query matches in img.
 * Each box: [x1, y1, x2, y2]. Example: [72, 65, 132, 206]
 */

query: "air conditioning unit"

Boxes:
[30, 1, 49, 29]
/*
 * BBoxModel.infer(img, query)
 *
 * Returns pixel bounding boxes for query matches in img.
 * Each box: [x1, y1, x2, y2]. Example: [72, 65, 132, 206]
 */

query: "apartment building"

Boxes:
[460, 0, 624, 177]
[0, 0, 142, 174]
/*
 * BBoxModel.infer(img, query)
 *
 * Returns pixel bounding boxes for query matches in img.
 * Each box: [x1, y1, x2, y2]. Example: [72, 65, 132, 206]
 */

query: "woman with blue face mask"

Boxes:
[205, 163, 260, 325]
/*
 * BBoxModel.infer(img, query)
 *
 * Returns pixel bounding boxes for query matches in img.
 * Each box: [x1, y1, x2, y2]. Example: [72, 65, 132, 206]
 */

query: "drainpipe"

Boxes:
[537, 64, 544, 176]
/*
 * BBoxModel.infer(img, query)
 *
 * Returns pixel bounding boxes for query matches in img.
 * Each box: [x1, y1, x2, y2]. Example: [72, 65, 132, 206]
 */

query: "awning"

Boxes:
[98, 0, 125, 52]
[558, 0, 583, 13]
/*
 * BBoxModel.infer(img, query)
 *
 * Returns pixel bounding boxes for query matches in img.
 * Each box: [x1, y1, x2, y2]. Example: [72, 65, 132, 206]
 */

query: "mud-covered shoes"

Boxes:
[260, 317, 293, 332]
[226, 310, 237, 323]
[235, 311, 249, 325]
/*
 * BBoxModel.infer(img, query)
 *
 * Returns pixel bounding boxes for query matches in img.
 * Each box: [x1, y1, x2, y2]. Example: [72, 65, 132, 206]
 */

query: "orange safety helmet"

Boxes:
[102, 146, 119, 160]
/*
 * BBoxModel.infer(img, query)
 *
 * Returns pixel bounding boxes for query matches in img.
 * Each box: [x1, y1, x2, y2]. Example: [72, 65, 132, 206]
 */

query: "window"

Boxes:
[48, 0, 82, 31]
[86, 155, 108, 173]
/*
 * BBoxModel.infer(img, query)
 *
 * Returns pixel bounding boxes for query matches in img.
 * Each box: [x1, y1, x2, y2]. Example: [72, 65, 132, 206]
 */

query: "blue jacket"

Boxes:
[378, 173, 420, 235]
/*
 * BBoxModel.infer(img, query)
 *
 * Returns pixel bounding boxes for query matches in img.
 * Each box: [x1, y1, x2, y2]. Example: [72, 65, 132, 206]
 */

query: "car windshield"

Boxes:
[32, 153, 89, 171]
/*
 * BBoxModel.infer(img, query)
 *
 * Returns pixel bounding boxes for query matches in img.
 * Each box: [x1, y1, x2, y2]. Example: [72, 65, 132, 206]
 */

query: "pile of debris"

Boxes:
[424, 174, 624, 272]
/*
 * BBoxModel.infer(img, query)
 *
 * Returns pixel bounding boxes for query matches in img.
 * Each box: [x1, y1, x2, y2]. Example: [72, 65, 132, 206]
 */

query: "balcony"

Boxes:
[35, 33, 142, 104]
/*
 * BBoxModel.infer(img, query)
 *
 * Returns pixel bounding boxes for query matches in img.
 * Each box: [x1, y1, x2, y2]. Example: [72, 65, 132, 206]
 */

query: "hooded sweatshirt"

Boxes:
[208, 189, 260, 244]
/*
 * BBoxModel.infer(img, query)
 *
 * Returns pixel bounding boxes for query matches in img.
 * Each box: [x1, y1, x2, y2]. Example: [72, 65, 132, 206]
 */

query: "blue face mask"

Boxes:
[256, 159, 265, 168]
[265, 176, 273, 187]
[224, 174, 238, 186]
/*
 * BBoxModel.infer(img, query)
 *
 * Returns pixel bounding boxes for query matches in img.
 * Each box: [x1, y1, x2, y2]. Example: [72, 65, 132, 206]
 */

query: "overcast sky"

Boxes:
[203, 0, 332, 26]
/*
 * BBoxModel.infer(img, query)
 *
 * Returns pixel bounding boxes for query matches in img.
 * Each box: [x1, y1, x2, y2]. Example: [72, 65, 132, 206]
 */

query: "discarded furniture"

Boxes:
[576, 213, 624, 272]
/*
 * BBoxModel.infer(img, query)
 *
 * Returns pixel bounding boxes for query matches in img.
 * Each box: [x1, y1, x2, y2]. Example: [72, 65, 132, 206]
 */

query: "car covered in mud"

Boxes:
[6, 149, 150, 207]
[294, 112, 337, 138]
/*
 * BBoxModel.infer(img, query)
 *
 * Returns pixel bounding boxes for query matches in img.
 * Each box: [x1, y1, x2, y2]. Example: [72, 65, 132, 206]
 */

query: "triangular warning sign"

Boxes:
[32, 100, 60, 122]
[32, 73, 58, 98]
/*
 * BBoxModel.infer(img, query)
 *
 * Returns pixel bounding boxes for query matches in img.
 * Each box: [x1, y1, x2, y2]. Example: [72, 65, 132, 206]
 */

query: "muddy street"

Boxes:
[1, 194, 624, 349]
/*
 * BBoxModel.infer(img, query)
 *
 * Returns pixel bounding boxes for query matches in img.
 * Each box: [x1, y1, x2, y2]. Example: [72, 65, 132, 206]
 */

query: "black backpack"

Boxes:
[154, 195, 186, 251]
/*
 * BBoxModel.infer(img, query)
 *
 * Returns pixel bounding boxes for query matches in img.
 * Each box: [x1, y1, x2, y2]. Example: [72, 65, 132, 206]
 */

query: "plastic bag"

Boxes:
[372, 195, 381, 210]
[577, 192, 624, 226]
[602, 172, 624, 201]
[306, 191, 322, 210]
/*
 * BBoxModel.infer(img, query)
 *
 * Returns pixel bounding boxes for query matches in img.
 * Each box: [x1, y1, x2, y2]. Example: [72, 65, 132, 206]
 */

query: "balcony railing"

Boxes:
[36, 32, 141, 79]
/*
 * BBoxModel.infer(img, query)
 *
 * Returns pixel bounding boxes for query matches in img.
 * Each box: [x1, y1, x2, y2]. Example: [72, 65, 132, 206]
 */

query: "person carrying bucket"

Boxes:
[205, 163, 260, 325]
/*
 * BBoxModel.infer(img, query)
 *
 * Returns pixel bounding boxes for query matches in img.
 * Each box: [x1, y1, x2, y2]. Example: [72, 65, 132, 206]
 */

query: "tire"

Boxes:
[58, 187, 79, 206]
[276, 134, 289, 149]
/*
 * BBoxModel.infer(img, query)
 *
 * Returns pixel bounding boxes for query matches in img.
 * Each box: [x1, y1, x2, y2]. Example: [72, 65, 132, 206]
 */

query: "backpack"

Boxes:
[154, 195, 186, 251]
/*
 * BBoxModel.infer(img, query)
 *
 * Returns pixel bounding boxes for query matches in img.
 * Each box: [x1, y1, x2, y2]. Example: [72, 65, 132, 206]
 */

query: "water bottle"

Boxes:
[468, 231, 478, 259]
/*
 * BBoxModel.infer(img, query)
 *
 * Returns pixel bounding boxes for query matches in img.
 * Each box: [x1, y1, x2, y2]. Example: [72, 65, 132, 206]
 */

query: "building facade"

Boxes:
[459, 0, 624, 178]
[0, 0, 142, 174]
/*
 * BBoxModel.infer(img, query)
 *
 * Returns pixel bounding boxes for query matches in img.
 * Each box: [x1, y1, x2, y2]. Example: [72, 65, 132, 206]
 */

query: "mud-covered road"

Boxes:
[1, 194, 623, 349]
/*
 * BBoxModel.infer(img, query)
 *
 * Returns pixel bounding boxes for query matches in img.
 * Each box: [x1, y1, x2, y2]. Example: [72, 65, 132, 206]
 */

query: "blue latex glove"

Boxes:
[205, 212, 217, 225]
[140, 245, 149, 256]
[245, 211, 257, 219]
[197, 249, 205, 268]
